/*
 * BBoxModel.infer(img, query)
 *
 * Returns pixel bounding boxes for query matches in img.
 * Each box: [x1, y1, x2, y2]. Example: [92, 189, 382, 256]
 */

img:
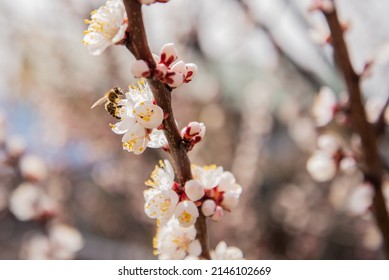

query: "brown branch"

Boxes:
[375, 96, 389, 137]
[122, 0, 210, 259]
[321, 1, 389, 258]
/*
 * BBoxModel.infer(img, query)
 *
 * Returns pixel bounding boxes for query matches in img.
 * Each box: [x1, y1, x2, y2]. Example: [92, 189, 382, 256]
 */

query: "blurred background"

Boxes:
[1, 0, 389, 259]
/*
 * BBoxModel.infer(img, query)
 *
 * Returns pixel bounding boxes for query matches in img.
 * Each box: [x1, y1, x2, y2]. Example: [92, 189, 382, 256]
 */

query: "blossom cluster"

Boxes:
[153, 216, 244, 260]
[307, 133, 357, 182]
[0, 117, 84, 259]
[131, 43, 198, 88]
[110, 80, 167, 154]
[144, 160, 242, 227]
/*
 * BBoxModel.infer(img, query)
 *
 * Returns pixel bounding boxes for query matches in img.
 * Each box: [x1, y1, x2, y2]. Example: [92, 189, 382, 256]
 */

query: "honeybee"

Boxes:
[91, 87, 125, 119]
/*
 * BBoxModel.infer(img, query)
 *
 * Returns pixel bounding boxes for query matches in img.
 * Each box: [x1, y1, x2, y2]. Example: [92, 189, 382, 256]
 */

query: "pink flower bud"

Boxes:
[211, 206, 224, 222]
[184, 63, 198, 83]
[160, 43, 178, 67]
[181, 122, 206, 142]
[171, 60, 188, 77]
[131, 60, 151, 78]
[154, 63, 168, 80]
[164, 71, 184, 88]
[201, 199, 216, 216]
[184, 180, 205, 202]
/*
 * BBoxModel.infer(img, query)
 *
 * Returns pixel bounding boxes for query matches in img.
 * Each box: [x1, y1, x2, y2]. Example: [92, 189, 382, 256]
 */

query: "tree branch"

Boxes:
[321, 1, 389, 258]
[122, 0, 210, 259]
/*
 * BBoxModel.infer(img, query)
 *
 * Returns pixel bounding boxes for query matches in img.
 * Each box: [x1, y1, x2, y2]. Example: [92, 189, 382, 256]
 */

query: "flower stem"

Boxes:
[122, 0, 210, 259]
[322, 0, 389, 259]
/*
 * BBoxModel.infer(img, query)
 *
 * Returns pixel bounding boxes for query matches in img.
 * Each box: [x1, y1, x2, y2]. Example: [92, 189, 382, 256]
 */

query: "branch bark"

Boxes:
[322, 1, 389, 258]
[122, 0, 210, 259]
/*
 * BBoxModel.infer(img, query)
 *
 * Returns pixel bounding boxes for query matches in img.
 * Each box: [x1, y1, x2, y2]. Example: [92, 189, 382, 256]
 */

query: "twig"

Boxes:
[375, 96, 389, 137]
[122, 0, 210, 259]
[321, 0, 389, 258]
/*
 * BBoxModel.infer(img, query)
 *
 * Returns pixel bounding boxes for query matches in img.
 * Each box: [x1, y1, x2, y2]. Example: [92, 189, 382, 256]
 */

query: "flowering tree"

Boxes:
[83, 0, 243, 259]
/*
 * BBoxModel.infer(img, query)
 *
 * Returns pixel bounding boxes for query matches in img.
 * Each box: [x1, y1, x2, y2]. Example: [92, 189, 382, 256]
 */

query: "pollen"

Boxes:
[178, 211, 192, 224]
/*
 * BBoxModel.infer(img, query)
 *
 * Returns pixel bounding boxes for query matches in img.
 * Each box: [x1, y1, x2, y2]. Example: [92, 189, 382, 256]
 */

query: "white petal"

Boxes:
[174, 201, 199, 227]
[160, 43, 178, 66]
[201, 199, 216, 216]
[184, 180, 205, 202]
[133, 101, 164, 129]
[147, 129, 168, 148]
[188, 240, 202, 257]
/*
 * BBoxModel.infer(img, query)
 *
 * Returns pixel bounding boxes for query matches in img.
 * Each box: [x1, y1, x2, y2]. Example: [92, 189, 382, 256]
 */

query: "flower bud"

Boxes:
[184, 63, 198, 83]
[171, 60, 188, 77]
[131, 60, 150, 78]
[211, 206, 224, 222]
[221, 192, 240, 211]
[154, 63, 168, 80]
[201, 199, 216, 216]
[160, 43, 178, 67]
[184, 180, 205, 202]
[165, 71, 184, 88]
[181, 122, 206, 142]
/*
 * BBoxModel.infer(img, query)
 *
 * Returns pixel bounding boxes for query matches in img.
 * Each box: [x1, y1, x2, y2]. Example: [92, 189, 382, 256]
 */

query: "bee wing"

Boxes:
[91, 96, 107, 109]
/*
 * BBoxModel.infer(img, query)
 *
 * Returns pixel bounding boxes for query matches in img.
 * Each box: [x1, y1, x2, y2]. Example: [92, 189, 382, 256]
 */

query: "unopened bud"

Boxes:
[184, 180, 205, 202]
[131, 60, 150, 78]
[201, 199, 216, 216]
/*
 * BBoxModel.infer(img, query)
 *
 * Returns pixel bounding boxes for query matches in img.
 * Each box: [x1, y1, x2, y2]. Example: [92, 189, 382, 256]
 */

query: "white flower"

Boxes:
[144, 160, 178, 220]
[347, 183, 373, 216]
[9, 183, 57, 221]
[83, 0, 128, 56]
[184, 180, 205, 202]
[306, 152, 337, 182]
[48, 223, 84, 259]
[154, 218, 201, 260]
[144, 189, 179, 219]
[110, 81, 167, 154]
[145, 160, 175, 190]
[317, 134, 340, 155]
[211, 241, 244, 260]
[312, 87, 337, 127]
[133, 101, 164, 129]
[192, 164, 223, 190]
[174, 200, 199, 227]
[19, 154, 48, 182]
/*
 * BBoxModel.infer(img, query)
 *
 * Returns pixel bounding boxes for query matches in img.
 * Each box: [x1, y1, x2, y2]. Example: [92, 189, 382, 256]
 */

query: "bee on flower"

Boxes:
[104, 80, 167, 154]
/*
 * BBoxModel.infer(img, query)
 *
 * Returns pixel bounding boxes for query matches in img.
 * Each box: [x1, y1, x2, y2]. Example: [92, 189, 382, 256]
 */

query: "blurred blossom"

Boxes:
[312, 87, 337, 127]
[362, 223, 383, 251]
[6, 135, 26, 158]
[210, 241, 244, 260]
[20, 154, 48, 182]
[48, 223, 84, 259]
[9, 182, 57, 221]
[347, 183, 373, 216]
[306, 152, 336, 182]
[20, 223, 83, 260]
